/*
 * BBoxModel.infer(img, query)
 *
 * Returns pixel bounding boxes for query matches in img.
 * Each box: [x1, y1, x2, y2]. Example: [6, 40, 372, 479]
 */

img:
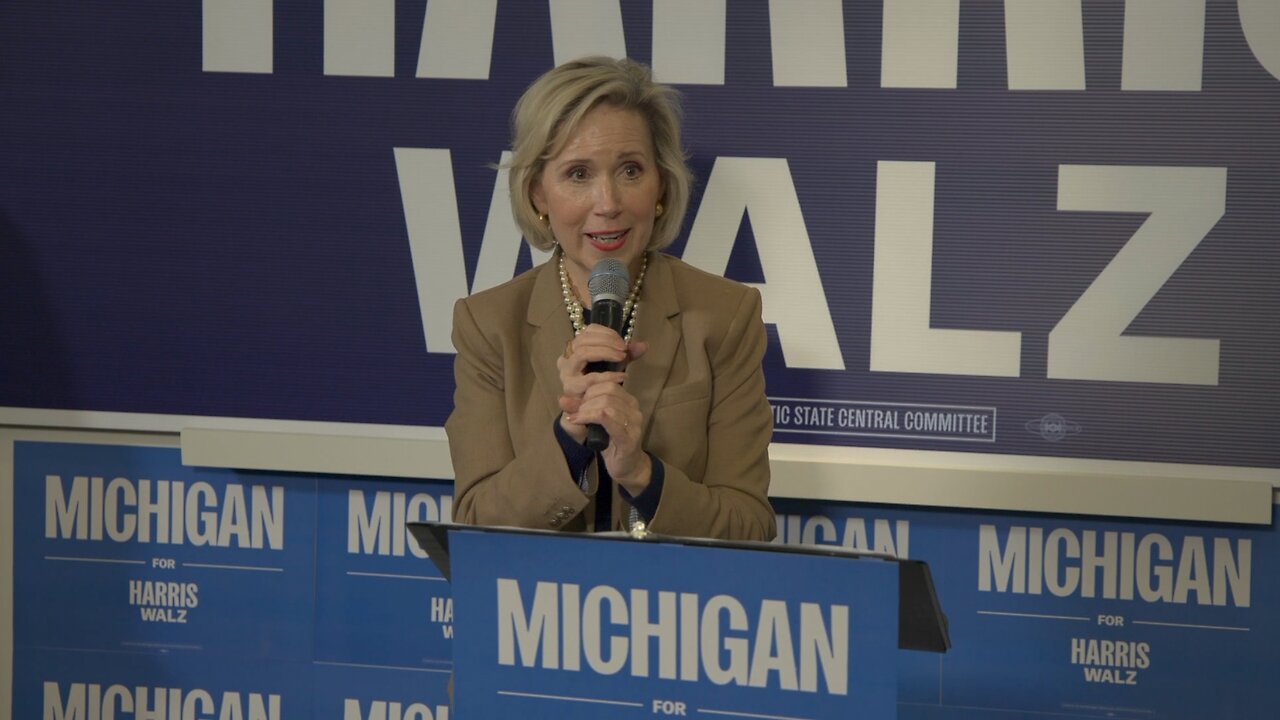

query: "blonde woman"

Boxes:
[446, 57, 774, 541]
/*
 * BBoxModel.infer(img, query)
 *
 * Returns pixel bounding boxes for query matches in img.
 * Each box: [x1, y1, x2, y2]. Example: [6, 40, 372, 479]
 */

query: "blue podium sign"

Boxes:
[447, 529, 898, 720]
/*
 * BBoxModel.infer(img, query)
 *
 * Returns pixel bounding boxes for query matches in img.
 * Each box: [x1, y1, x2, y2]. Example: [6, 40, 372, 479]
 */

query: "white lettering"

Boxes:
[497, 578, 560, 668]
[324, 0, 394, 77]
[395, 148, 548, 354]
[768, 0, 847, 87]
[549, 0, 625, 66]
[630, 589, 678, 678]
[202, 0, 272, 74]
[685, 157, 844, 370]
[881, 0, 960, 88]
[343, 698, 450, 720]
[979, 524, 1250, 606]
[202, 2, 1265, 91]
[651, 1, 726, 85]
[1052, 165, 1224, 385]
[1005, 0, 1085, 90]
[417, 0, 497, 80]
[1240, 0, 1280, 81]
[1122, 0, 1205, 90]
[748, 601, 798, 691]
[777, 514, 910, 558]
[44, 476, 283, 549]
[493, 580, 850, 695]
[347, 489, 453, 557]
[583, 585, 629, 675]
[800, 602, 848, 694]
[701, 594, 749, 686]
[43, 683, 280, 720]
[873, 161, 1021, 377]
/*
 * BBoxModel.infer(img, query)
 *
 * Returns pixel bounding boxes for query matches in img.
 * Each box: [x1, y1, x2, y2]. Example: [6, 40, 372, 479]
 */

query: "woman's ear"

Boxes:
[530, 180, 545, 215]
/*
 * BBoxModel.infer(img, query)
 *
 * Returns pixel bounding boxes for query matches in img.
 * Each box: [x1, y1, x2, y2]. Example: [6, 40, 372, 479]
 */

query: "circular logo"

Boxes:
[1024, 413, 1082, 442]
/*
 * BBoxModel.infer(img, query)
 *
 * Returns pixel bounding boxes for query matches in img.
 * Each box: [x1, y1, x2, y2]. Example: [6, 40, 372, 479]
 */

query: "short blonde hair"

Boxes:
[508, 57, 692, 253]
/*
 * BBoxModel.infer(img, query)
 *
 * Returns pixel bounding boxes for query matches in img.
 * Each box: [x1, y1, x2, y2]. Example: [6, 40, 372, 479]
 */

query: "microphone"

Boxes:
[584, 258, 630, 451]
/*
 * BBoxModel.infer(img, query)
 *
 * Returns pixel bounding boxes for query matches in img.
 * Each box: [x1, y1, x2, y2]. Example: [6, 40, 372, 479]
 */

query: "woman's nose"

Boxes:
[594, 178, 621, 214]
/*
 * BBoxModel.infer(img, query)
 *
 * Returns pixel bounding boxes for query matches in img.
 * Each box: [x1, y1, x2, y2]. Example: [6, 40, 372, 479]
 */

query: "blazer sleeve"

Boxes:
[445, 297, 593, 530]
[644, 287, 776, 541]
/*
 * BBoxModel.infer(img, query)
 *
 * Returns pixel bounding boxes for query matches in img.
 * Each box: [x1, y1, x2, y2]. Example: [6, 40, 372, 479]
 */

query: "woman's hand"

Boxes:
[557, 324, 627, 441]
[558, 325, 652, 493]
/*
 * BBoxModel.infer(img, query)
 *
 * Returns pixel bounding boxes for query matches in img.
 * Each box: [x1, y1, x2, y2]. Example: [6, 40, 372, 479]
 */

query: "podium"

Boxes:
[409, 523, 948, 719]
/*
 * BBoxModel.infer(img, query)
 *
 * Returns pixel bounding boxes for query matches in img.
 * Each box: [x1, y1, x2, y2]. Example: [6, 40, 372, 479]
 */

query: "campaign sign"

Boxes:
[448, 529, 897, 720]
[312, 663, 452, 720]
[15, 646, 313, 719]
[772, 499, 1278, 719]
[14, 441, 316, 660]
[314, 476, 455, 669]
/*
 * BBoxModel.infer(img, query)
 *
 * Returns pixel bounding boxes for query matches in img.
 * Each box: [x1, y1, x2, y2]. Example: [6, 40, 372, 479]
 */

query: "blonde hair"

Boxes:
[508, 57, 692, 253]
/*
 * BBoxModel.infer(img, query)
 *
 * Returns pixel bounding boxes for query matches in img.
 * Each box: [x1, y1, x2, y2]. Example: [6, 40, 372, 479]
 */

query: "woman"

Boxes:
[445, 57, 775, 541]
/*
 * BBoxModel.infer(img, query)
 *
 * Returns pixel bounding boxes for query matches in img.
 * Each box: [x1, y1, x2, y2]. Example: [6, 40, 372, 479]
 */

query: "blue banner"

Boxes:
[16, 649, 309, 719]
[16, 649, 454, 719]
[772, 498, 1279, 719]
[2, 2, 1276, 470]
[10, 440, 1280, 718]
[11, 441, 456, 717]
[315, 476, 455, 669]
[16, 442, 316, 659]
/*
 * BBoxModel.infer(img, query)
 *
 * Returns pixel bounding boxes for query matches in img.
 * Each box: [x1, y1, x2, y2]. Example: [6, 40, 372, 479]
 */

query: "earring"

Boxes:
[655, 202, 664, 218]
[537, 212, 550, 225]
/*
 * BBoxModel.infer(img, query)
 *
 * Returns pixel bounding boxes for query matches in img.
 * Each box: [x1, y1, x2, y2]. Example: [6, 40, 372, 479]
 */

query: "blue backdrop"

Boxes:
[2, 1, 1277, 470]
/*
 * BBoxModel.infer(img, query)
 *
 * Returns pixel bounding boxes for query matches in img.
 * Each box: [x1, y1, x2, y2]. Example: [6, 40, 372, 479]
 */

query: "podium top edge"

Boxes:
[406, 521, 903, 563]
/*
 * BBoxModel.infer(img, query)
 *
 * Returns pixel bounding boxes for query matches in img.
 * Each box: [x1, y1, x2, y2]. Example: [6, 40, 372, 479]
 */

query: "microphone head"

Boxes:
[588, 258, 630, 304]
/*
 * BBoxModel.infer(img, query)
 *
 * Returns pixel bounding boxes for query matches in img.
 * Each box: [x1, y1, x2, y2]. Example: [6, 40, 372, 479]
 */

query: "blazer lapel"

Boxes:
[528, 252, 682, 434]
[624, 253, 680, 436]
[527, 260, 575, 418]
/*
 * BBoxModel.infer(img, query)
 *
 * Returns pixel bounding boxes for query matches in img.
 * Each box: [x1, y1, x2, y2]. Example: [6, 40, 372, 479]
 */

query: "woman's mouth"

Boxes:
[587, 229, 628, 251]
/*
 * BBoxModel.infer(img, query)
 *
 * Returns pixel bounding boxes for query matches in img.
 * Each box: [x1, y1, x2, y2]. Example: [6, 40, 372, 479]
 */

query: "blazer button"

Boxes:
[561, 505, 572, 513]
[550, 517, 561, 527]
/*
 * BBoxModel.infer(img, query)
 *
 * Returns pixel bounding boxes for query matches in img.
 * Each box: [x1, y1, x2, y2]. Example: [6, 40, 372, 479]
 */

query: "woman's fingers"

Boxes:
[574, 385, 640, 435]
[560, 370, 626, 397]
[625, 340, 649, 363]
[558, 327, 645, 440]
[572, 326, 626, 359]
[558, 327, 627, 392]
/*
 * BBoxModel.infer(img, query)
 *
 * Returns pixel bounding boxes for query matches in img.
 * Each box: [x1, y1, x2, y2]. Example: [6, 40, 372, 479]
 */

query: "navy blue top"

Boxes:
[554, 419, 664, 531]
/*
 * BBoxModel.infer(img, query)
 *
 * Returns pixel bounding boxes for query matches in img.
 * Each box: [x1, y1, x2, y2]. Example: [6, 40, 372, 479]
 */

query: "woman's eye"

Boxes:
[622, 164, 641, 178]
[568, 167, 588, 181]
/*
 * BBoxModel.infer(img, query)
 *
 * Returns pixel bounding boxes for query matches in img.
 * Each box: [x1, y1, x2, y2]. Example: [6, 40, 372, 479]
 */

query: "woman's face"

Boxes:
[532, 103, 662, 298]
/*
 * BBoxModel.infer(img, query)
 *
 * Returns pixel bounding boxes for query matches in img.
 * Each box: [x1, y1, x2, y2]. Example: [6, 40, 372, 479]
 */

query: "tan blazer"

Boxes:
[446, 252, 775, 541]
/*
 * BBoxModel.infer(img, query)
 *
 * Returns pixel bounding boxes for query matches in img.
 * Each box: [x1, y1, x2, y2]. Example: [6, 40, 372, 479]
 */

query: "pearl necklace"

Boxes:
[558, 251, 647, 342]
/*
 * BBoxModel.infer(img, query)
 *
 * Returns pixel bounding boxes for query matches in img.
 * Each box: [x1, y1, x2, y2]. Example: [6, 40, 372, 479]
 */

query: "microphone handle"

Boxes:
[591, 298, 626, 335]
[584, 298, 626, 451]
[585, 422, 611, 451]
